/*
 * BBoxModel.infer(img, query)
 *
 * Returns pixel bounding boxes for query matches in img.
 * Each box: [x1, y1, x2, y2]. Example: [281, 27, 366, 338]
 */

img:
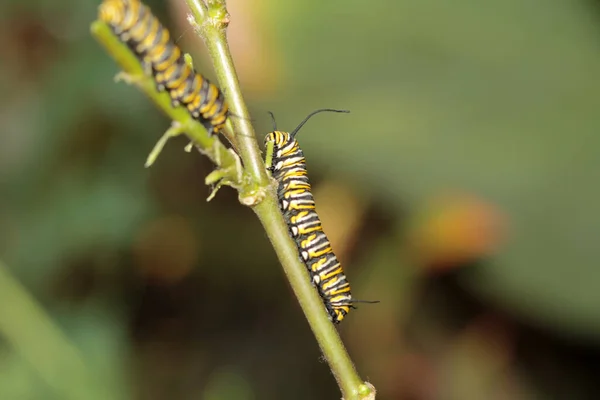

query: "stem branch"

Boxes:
[90, 21, 241, 187]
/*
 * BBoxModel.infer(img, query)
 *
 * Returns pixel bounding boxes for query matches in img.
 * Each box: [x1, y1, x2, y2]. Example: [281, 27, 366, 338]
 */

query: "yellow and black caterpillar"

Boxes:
[99, 0, 228, 134]
[265, 109, 378, 324]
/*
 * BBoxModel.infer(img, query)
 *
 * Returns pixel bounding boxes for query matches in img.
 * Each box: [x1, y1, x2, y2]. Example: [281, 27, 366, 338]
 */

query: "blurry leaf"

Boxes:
[53, 301, 131, 400]
[7, 170, 154, 288]
[0, 349, 68, 400]
[0, 261, 113, 400]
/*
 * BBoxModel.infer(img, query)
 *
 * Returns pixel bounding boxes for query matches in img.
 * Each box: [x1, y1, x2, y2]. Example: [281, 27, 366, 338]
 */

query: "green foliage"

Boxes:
[1, 0, 600, 398]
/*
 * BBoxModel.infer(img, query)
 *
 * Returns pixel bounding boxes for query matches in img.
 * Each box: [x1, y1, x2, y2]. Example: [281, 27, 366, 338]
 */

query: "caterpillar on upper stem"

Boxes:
[98, 0, 228, 135]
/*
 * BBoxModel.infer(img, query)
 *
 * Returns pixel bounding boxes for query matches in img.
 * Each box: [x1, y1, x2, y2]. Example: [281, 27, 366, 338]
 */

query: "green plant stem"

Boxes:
[184, 1, 375, 399]
[254, 195, 369, 399]
[186, 0, 270, 190]
[90, 21, 241, 185]
[0, 261, 105, 400]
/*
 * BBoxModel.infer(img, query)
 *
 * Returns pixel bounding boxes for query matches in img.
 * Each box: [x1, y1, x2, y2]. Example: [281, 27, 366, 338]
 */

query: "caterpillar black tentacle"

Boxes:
[98, 0, 229, 135]
[264, 109, 379, 324]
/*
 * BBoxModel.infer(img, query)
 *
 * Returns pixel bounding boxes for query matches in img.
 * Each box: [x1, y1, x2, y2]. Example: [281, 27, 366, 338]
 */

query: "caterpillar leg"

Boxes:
[145, 122, 185, 167]
[114, 71, 144, 85]
[114, 59, 153, 84]
[184, 140, 242, 185]
[217, 146, 243, 183]
[183, 53, 195, 69]
[204, 149, 243, 201]
[206, 180, 224, 202]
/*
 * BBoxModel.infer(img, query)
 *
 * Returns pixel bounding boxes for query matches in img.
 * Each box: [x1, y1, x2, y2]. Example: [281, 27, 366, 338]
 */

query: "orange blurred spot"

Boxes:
[312, 180, 366, 262]
[132, 215, 199, 283]
[409, 192, 507, 271]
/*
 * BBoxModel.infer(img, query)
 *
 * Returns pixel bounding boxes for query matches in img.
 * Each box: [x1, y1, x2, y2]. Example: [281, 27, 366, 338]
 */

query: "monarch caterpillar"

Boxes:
[98, 0, 228, 135]
[264, 109, 379, 324]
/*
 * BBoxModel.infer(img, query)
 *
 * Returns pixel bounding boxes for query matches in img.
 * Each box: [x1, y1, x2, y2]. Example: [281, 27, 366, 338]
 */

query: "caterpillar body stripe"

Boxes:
[98, 0, 228, 134]
[264, 109, 378, 324]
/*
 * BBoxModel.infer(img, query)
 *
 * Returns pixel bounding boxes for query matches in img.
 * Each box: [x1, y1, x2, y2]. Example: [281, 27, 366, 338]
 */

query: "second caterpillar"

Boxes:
[98, 0, 228, 135]
[264, 109, 378, 324]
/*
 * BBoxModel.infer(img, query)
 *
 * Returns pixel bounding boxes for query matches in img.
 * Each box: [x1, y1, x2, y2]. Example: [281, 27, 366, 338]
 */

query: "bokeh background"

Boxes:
[2, 0, 600, 398]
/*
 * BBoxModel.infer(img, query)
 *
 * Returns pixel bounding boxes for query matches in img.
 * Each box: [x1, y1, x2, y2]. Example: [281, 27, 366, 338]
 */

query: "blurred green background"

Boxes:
[2, 0, 600, 398]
